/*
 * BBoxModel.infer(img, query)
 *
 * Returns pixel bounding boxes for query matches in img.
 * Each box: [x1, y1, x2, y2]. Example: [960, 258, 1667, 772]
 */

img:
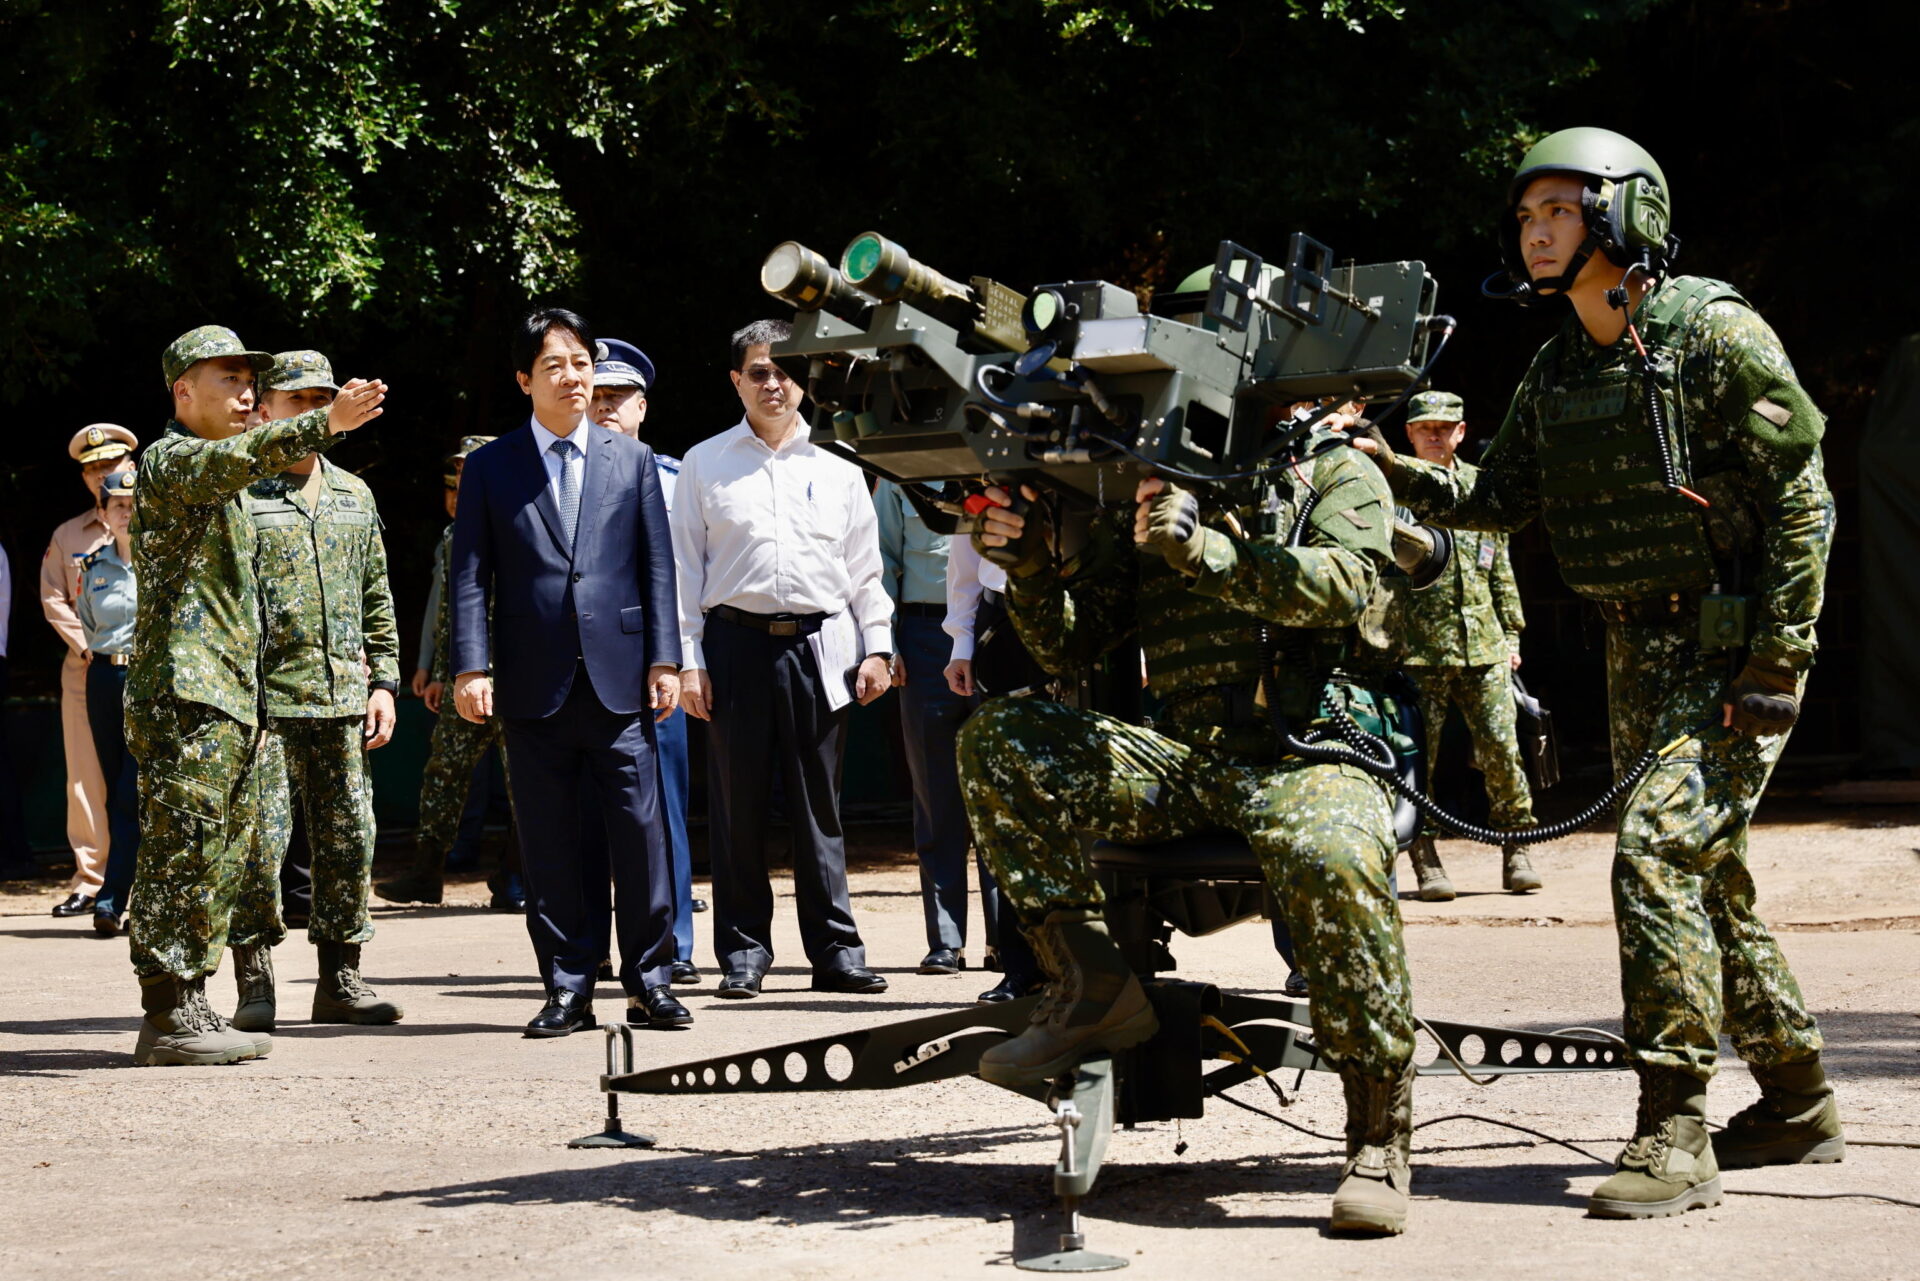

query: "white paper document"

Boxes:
[808, 610, 864, 711]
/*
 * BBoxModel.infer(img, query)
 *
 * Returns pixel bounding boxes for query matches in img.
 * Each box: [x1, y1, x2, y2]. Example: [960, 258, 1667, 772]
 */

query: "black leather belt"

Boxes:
[981, 588, 1005, 609]
[1594, 590, 1701, 626]
[897, 601, 945, 618]
[710, 603, 828, 637]
[95, 652, 132, 667]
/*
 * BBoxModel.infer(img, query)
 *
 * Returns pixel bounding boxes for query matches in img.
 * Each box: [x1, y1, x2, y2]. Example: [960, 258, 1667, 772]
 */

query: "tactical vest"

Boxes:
[1135, 450, 1378, 749]
[1534, 276, 1745, 602]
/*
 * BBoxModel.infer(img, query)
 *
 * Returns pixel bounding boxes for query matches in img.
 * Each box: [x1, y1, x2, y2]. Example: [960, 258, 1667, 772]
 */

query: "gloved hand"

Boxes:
[1136, 480, 1207, 576]
[971, 486, 1056, 581]
[1725, 660, 1800, 736]
[1347, 421, 1396, 475]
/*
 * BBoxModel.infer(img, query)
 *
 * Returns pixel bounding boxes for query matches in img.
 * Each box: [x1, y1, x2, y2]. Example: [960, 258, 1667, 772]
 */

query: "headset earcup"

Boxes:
[1618, 176, 1672, 250]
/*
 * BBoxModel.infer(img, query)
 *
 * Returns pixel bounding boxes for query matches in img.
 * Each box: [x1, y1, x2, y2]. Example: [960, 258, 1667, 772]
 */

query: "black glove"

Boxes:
[1726, 660, 1800, 736]
[973, 492, 1056, 581]
[1140, 482, 1207, 576]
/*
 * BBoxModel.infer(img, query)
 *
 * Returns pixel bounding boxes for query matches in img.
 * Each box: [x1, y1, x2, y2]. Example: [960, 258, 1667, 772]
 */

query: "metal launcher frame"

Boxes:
[584, 834, 1628, 1272]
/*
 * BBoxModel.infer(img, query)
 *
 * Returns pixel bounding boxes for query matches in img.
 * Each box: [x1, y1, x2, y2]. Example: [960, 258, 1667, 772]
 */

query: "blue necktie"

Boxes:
[550, 436, 581, 547]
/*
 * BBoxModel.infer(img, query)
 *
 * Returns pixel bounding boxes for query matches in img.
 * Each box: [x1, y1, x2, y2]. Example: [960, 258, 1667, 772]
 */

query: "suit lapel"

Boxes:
[573, 424, 615, 571]
[519, 426, 570, 557]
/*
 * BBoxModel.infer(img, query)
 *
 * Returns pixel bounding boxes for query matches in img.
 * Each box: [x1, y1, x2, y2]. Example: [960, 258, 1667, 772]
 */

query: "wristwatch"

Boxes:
[369, 680, 400, 695]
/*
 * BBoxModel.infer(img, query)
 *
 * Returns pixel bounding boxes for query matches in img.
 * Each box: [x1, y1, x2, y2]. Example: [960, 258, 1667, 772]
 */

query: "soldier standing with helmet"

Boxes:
[1354, 128, 1841, 1219]
[41, 423, 138, 917]
[1396, 390, 1540, 900]
[127, 326, 384, 1067]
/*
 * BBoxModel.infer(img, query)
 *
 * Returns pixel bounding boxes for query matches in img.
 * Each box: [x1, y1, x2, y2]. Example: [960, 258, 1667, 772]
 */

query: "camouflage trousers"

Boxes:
[957, 697, 1414, 1075]
[124, 697, 264, 981]
[417, 698, 512, 865]
[1407, 662, 1535, 831]
[1608, 622, 1822, 1079]
[230, 717, 378, 948]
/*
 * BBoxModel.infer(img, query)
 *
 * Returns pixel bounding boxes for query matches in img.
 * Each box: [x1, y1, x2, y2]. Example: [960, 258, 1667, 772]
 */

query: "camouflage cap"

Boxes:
[443, 435, 496, 486]
[162, 325, 274, 389]
[1406, 390, 1465, 424]
[99, 469, 138, 502]
[69, 423, 139, 465]
[262, 349, 339, 394]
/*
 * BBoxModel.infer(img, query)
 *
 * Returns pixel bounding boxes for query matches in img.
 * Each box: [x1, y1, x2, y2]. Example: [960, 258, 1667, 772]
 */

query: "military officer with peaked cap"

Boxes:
[125, 324, 384, 1067]
[42, 422, 140, 916]
[587, 337, 702, 985]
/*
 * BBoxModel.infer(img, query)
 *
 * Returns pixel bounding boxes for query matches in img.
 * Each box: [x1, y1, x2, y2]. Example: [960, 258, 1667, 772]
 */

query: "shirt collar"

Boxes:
[726, 417, 810, 457]
[529, 414, 590, 456]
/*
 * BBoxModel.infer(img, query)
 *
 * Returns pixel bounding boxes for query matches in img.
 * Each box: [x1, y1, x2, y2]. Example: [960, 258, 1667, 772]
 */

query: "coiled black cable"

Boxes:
[1278, 701, 1683, 846]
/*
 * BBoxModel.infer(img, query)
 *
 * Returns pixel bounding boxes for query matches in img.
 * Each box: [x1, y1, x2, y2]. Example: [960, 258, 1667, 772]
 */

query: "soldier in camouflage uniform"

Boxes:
[228, 351, 404, 1031]
[1397, 390, 1540, 900]
[962, 448, 1422, 1236]
[127, 326, 383, 1067]
[373, 436, 524, 909]
[1357, 129, 1841, 1219]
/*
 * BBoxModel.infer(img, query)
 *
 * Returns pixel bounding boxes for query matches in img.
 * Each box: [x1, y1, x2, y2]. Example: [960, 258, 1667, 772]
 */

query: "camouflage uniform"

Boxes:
[229, 461, 398, 947]
[416, 524, 515, 869]
[958, 448, 1415, 1076]
[1402, 459, 1535, 833]
[126, 405, 336, 981]
[1388, 276, 1832, 1079]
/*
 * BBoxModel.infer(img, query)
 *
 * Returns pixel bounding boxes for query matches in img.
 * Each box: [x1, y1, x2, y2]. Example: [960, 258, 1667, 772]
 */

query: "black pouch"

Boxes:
[1511, 672, 1561, 791]
[974, 593, 1052, 698]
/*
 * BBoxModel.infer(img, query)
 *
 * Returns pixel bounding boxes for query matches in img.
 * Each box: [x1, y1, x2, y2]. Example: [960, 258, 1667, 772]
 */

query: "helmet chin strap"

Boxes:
[1483, 231, 1602, 305]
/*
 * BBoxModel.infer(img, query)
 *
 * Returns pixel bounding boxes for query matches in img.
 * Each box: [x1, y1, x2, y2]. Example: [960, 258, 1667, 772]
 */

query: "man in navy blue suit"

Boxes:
[449, 307, 691, 1036]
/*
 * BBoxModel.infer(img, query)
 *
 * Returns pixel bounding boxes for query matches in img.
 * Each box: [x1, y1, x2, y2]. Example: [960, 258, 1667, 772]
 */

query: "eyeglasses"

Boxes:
[742, 365, 793, 385]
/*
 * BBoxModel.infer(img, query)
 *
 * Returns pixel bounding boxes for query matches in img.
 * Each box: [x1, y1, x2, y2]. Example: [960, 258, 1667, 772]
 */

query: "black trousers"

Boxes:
[704, 613, 866, 976]
[85, 661, 140, 917]
[504, 662, 674, 996]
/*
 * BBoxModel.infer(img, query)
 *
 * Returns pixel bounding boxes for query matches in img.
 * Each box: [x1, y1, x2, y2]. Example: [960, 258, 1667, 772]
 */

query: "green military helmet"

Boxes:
[1496, 127, 1678, 297]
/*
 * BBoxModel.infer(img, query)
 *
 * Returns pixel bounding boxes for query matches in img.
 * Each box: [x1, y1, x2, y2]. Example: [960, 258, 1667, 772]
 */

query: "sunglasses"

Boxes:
[741, 365, 793, 385]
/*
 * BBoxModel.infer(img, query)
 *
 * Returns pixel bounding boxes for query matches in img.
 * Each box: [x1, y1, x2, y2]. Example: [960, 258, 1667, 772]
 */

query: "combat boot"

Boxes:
[1714, 1057, 1845, 1169]
[373, 848, 443, 905]
[312, 941, 405, 1025]
[1501, 843, 1542, 893]
[1329, 1062, 1415, 1234]
[230, 943, 277, 1033]
[976, 909, 1157, 1088]
[1587, 1066, 1721, 1219]
[1406, 835, 1454, 902]
[133, 975, 266, 1066]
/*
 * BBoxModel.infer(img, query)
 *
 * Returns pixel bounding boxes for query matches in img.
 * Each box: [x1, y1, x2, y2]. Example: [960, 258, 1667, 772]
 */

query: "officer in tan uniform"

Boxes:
[42, 423, 138, 916]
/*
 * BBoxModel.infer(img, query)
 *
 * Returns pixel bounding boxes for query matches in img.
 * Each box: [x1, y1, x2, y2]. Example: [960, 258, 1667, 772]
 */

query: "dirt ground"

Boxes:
[3, 812, 1917, 1280]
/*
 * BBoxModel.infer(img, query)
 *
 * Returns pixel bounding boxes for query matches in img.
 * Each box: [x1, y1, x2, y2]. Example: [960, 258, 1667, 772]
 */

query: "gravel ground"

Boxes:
[2, 814, 1916, 1280]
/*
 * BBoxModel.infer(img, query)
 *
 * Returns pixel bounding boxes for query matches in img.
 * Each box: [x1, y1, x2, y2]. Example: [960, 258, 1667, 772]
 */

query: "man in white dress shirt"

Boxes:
[673, 319, 894, 998]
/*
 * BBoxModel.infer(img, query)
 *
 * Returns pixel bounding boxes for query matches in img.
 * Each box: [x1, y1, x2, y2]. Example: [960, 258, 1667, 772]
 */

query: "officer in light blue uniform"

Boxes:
[76, 469, 141, 936]
[589, 337, 702, 985]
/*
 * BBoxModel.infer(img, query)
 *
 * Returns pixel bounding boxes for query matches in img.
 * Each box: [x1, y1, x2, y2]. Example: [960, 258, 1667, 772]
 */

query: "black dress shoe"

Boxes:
[628, 985, 694, 1028]
[716, 970, 763, 999]
[917, 948, 962, 975]
[811, 966, 889, 994]
[978, 972, 1040, 1004]
[91, 910, 121, 938]
[1282, 970, 1310, 999]
[524, 990, 596, 1038]
[490, 873, 527, 912]
[691, 898, 709, 913]
[669, 960, 700, 986]
[52, 892, 95, 918]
